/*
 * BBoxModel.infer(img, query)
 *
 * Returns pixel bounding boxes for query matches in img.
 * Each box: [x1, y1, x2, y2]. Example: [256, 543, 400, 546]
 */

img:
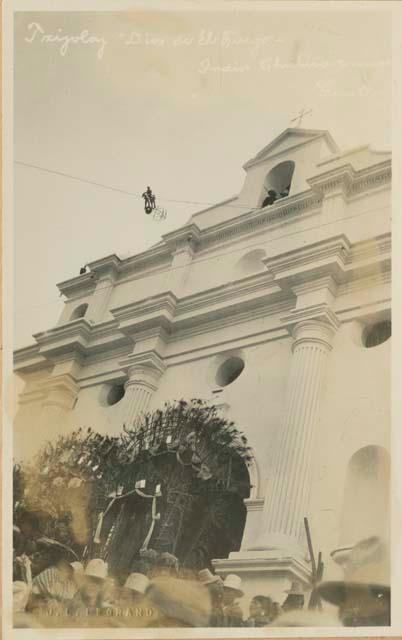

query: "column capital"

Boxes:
[39, 374, 80, 410]
[281, 304, 340, 336]
[119, 351, 166, 391]
[291, 319, 337, 352]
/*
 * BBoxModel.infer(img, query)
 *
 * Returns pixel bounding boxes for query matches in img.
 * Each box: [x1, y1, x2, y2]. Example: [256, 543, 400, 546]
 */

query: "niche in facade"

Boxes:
[70, 303, 88, 321]
[234, 249, 267, 277]
[362, 320, 391, 348]
[338, 445, 390, 547]
[215, 356, 245, 388]
[99, 383, 126, 407]
[260, 161, 295, 208]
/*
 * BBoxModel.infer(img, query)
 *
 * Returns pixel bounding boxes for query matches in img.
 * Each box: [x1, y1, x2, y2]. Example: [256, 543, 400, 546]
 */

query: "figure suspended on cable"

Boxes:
[142, 186, 156, 214]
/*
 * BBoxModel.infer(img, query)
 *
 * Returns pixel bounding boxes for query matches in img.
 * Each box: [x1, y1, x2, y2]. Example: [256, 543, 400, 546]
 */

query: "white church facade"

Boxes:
[14, 128, 391, 603]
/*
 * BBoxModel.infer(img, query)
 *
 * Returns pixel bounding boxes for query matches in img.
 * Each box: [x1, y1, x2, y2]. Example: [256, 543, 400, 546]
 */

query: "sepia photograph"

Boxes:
[4, 0, 400, 636]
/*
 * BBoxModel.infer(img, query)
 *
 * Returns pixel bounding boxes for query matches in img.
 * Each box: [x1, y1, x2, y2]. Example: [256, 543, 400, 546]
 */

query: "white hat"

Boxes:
[318, 536, 390, 606]
[70, 561, 84, 574]
[84, 558, 108, 581]
[223, 574, 244, 597]
[198, 569, 223, 586]
[124, 572, 150, 594]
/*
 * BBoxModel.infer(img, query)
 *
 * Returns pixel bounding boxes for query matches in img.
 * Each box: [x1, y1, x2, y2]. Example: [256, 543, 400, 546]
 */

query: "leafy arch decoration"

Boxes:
[15, 400, 253, 577]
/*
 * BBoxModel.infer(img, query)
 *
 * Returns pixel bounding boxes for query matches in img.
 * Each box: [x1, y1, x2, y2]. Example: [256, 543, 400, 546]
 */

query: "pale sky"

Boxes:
[14, 7, 392, 348]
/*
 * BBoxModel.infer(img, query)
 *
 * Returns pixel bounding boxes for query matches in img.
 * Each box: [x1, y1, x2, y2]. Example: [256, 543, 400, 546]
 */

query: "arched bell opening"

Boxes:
[260, 161, 295, 207]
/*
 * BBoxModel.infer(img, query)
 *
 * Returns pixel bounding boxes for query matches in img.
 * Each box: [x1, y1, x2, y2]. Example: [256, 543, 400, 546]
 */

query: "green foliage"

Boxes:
[15, 400, 253, 555]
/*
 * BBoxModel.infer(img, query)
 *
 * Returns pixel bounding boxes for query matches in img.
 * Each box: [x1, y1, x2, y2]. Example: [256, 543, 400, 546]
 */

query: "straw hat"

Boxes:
[124, 572, 150, 594]
[70, 561, 84, 574]
[198, 569, 223, 586]
[223, 574, 244, 598]
[84, 558, 108, 581]
[284, 580, 305, 596]
[318, 536, 390, 606]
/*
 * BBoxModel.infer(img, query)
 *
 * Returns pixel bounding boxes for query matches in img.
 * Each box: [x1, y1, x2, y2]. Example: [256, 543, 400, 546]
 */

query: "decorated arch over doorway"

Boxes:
[16, 400, 253, 580]
[93, 400, 252, 576]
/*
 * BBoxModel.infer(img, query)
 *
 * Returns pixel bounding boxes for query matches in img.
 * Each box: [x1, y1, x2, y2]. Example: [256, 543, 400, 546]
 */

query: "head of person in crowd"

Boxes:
[282, 581, 305, 611]
[102, 576, 119, 607]
[222, 574, 244, 626]
[318, 536, 390, 627]
[248, 595, 275, 625]
[119, 572, 150, 608]
[272, 601, 283, 620]
[79, 559, 108, 608]
[70, 561, 84, 586]
[151, 552, 179, 578]
[222, 574, 243, 606]
[136, 548, 159, 577]
[54, 558, 74, 582]
[29, 553, 82, 611]
[198, 569, 224, 605]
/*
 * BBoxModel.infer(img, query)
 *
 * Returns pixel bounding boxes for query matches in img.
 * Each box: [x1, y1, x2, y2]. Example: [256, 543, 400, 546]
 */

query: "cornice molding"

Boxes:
[346, 233, 391, 264]
[55, 161, 390, 303]
[173, 291, 290, 337]
[264, 233, 391, 294]
[347, 161, 392, 197]
[336, 270, 391, 297]
[162, 223, 201, 253]
[34, 319, 93, 359]
[200, 191, 323, 250]
[57, 273, 98, 298]
[264, 234, 351, 285]
[86, 254, 122, 279]
[307, 160, 391, 198]
[336, 298, 391, 324]
[110, 291, 178, 336]
[39, 374, 80, 405]
[76, 369, 128, 389]
[177, 271, 279, 316]
[14, 232, 391, 375]
[17, 388, 47, 405]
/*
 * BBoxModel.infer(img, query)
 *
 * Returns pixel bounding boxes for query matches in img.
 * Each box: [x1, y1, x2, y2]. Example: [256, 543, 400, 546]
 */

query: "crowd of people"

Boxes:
[14, 547, 296, 627]
[13, 510, 390, 629]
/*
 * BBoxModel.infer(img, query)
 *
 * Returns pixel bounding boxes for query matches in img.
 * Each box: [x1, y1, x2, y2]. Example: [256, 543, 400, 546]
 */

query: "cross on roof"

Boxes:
[291, 108, 313, 128]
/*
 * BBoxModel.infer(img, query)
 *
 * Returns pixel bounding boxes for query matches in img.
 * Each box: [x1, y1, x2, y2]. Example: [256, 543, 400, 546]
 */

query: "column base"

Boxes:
[212, 551, 312, 606]
[247, 532, 306, 557]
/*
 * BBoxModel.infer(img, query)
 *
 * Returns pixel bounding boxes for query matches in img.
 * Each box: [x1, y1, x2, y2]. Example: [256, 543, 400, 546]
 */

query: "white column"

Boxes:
[253, 319, 335, 553]
[87, 274, 115, 324]
[30, 375, 80, 455]
[123, 361, 165, 428]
